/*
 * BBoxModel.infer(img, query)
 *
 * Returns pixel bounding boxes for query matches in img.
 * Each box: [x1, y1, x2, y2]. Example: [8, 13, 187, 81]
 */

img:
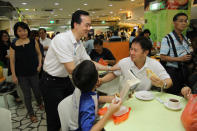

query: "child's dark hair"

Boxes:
[72, 60, 98, 92]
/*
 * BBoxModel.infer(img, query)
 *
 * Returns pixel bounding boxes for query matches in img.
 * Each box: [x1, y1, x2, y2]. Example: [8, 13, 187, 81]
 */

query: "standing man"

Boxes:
[160, 13, 192, 95]
[42, 10, 118, 131]
[39, 28, 51, 56]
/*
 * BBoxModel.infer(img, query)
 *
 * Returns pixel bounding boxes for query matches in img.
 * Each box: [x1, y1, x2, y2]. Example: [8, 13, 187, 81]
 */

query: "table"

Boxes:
[104, 92, 187, 131]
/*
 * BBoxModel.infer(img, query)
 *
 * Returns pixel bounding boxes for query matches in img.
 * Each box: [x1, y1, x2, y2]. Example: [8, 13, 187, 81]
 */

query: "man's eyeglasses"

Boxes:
[176, 19, 188, 23]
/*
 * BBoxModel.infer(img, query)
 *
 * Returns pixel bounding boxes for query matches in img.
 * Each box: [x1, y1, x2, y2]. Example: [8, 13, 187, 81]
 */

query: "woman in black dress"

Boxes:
[10, 22, 43, 123]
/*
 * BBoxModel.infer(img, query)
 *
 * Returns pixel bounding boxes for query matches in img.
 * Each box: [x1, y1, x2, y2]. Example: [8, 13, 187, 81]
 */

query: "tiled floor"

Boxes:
[0, 95, 47, 131]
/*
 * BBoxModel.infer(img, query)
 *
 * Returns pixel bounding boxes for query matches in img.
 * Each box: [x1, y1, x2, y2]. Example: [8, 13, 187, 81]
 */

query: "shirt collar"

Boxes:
[69, 30, 80, 46]
[82, 91, 97, 96]
[130, 56, 149, 69]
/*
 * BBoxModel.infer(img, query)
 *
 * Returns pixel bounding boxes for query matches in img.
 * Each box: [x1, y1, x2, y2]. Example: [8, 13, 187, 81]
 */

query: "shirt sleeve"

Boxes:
[51, 36, 74, 63]
[153, 60, 170, 80]
[113, 61, 122, 76]
[80, 45, 91, 61]
[79, 99, 95, 131]
[160, 37, 170, 55]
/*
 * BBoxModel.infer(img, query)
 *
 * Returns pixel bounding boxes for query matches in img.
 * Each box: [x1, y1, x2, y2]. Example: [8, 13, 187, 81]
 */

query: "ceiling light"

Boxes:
[131, 0, 135, 1]
[84, 3, 88, 6]
[54, 2, 59, 6]
[92, 12, 95, 14]
[120, 8, 123, 10]
[77, 8, 80, 10]
[110, 11, 113, 14]
[25, 9, 29, 11]
[21, 2, 27, 5]
[59, 8, 63, 11]
[68, 14, 71, 16]
[54, 15, 58, 16]
[109, 4, 113, 7]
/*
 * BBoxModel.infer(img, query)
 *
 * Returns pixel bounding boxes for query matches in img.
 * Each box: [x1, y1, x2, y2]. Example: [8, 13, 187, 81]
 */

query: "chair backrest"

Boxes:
[0, 107, 12, 131]
[58, 95, 73, 131]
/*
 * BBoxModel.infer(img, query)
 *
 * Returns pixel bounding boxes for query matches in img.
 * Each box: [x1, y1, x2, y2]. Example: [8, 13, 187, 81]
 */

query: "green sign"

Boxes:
[101, 21, 105, 24]
[50, 20, 55, 24]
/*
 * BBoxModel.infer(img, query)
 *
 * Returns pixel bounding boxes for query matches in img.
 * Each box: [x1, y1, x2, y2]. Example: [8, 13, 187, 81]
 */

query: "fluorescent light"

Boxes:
[109, 4, 113, 7]
[25, 9, 29, 10]
[110, 11, 113, 14]
[21, 2, 27, 5]
[59, 8, 63, 11]
[54, 15, 58, 16]
[120, 8, 123, 10]
[84, 3, 88, 6]
[92, 12, 95, 14]
[54, 2, 59, 6]
[131, 0, 135, 1]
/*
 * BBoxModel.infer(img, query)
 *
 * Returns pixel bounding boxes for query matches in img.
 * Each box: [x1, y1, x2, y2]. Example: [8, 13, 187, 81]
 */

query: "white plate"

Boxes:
[113, 106, 129, 116]
[135, 91, 154, 101]
[164, 102, 182, 111]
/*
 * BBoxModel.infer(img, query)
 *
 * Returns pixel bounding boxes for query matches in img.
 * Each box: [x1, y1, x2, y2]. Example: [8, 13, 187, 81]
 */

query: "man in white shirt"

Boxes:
[39, 28, 51, 56]
[100, 37, 173, 91]
[41, 10, 118, 131]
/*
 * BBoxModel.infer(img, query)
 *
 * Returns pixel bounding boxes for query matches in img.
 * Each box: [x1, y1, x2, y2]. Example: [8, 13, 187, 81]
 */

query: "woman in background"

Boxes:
[0, 30, 21, 103]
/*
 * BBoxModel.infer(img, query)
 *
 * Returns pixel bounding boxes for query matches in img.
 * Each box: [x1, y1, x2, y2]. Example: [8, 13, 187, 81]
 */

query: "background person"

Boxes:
[160, 13, 191, 95]
[90, 38, 116, 66]
[0, 30, 21, 103]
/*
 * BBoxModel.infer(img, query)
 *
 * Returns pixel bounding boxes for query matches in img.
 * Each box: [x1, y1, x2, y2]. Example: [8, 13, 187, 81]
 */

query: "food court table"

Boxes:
[104, 91, 187, 131]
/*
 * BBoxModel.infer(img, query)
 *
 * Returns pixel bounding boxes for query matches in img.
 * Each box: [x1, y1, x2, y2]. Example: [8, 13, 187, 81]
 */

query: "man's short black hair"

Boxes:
[14, 22, 30, 38]
[132, 36, 152, 52]
[143, 29, 151, 35]
[72, 60, 98, 93]
[94, 38, 103, 46]
[71, 10, 89, 29]
[173, 12, 188, 22]
[39, 28, 46, 33]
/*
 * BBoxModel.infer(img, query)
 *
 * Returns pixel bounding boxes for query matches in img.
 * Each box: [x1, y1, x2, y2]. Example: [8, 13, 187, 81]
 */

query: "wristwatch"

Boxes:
[162, 82, 167, 89]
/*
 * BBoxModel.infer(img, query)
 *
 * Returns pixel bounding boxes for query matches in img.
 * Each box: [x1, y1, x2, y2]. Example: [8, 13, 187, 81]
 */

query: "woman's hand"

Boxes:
[12, 75, 18, 84]
[37, 65, 42, 72]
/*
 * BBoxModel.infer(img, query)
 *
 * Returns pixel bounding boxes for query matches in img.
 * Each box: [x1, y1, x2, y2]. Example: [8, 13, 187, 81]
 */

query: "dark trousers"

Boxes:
[41, 72, 74, 131]
[165, 66, 189, 95]
[18, 74, 42, 115]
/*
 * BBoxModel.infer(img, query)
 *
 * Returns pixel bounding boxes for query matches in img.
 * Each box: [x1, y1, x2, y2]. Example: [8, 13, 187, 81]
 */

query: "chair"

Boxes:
[0, 107, 12, 131]
[0, 87, 17, 109]
[58, 95, 73, 131]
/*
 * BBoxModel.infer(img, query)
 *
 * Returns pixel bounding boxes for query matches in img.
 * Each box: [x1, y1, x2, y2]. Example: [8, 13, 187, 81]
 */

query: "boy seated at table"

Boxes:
[71, 60, 122, 131]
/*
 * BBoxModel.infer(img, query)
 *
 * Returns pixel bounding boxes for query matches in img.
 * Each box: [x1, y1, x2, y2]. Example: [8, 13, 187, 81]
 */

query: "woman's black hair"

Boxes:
[14, 22, 31, 38]
[0, 30, 11, 44]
